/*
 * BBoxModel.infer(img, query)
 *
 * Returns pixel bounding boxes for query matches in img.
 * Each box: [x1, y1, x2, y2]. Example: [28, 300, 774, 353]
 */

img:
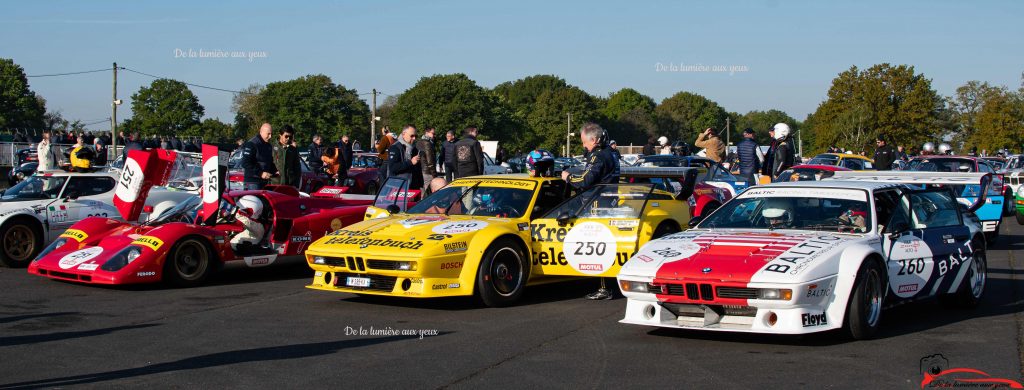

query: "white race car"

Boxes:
[0, 170, 194, 267]
[617, 171, 990, 339]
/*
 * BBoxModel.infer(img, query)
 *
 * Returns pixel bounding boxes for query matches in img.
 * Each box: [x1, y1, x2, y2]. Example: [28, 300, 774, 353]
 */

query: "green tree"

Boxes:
[188, 118, 234, 143]
[947, 81, 1002, 151]
[230, 83, 264, 138]
[256, 75, 370, 146]
[654, 92, 728, 142]
[493, 75, 569, 115]
[807, 64, 943, 153]
[527, 86, 600, 155]
[129, 79, 204, 136]
[390, 73, 516, 150]
[971, 89, 1024, 152]
[0, 58, 46, 133]
[736, 109, 799, 145]
[600, 88, 656, 146]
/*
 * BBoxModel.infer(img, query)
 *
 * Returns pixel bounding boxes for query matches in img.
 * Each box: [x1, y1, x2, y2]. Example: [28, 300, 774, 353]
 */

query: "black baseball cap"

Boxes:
[743, 128, 755, 135]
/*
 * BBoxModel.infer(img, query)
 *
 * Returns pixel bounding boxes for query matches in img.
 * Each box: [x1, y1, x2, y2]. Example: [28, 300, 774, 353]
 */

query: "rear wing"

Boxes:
[619, 166, 700, 201]
[825, 171, 992, 212]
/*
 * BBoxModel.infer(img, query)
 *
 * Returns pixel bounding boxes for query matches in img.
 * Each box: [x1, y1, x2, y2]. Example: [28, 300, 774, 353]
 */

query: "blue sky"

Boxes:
[3, 0, 1022, 131]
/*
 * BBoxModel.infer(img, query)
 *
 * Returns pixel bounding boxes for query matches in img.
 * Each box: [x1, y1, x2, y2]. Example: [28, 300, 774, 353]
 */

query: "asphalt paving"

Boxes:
[1, 218, 1021, 389]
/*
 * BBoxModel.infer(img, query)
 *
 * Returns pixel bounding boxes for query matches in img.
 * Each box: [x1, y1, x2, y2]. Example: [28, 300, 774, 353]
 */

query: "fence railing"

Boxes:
[0, 142, 124, 168]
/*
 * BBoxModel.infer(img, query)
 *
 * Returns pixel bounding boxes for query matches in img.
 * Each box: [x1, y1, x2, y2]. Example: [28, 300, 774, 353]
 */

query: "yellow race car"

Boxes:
[304, 167, 698, 306]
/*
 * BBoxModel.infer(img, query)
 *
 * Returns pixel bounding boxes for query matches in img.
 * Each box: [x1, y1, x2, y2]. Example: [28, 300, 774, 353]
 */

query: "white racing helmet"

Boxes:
[922, 142, 935, 152]
[658, 136, 668, 146]
[773, 123, 791, 140]
[237, 195, 263, 217]
[938, 143, 952, 155]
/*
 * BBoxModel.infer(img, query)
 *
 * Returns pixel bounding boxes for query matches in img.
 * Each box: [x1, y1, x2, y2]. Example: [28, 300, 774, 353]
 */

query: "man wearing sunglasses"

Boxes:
[272, 125, 301, 188]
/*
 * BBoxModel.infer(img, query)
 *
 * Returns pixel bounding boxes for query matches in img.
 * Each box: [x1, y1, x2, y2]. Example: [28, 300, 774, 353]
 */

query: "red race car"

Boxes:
[27, 146, 380, 287]
[341, 153, 383, 195]
[27, 184, 378, 286]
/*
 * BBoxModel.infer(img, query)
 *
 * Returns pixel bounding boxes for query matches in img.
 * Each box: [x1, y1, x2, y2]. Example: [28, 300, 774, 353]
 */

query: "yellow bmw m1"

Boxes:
[304, 167, 699, 307]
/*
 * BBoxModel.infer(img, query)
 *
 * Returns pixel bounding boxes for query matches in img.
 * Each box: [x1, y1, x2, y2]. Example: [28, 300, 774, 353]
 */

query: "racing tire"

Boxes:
[844, 258, 885, 340]
[652, 221, 680, 239]
[942, 241, 987, 308]
[1004, 193, 1015, 217]
[475, 237, 529, 307]
[163, 237, 214, 287]
[1016, 210, 1024, 226]
[0, 219, 42, 268]
[365, 182, 378, 196]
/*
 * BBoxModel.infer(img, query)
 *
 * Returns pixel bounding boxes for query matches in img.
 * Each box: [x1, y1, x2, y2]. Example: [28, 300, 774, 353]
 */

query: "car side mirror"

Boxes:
[688, 215, 704, 228]
[556, 212, 573, 226]
[888, 221, 910, 236]
[386, 204, 401, 215]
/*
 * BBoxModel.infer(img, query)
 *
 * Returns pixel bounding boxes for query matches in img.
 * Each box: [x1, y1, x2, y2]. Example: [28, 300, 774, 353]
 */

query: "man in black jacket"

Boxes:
[415, 126, 438, 193]
[873, 136, 897, 171]
[339, 134, 354, 179]
[454, 126, 484, 179]
[388, 125, 422, 190]
[240, 123, 277, 190]
[442, 130, 457, 181]
[307, 134, 324, 174]
[736, 128, 761, 185]
[561, 123, 620, 301]
[771, 123, 795, 178]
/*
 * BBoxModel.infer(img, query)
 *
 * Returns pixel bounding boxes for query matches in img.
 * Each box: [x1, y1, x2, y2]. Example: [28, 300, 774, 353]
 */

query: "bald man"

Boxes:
[241, 123, 278, 190]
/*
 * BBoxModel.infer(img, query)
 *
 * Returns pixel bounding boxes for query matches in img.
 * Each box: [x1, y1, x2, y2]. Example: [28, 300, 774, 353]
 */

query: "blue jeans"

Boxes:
[243, 182, 263, 191]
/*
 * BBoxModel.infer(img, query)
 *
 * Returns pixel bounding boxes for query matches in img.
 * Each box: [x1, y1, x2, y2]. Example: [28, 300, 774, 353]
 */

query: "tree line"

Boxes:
[2, 57, 1021, 155]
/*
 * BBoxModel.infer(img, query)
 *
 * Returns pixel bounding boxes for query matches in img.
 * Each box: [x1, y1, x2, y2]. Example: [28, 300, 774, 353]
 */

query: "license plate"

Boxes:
[346, 277, 371, 287]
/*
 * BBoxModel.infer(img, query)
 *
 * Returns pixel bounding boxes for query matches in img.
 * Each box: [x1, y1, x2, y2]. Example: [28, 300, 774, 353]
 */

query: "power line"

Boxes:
[26, 68, 110, 78]
[121, 67, 255, 95]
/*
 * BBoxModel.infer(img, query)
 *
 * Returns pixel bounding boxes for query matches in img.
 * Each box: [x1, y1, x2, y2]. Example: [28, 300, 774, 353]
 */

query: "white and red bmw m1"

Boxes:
[617, 172, 991, 339]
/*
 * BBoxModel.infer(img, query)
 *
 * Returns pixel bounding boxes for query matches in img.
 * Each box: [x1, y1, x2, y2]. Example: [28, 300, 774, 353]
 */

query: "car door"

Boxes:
[530, 184, 652, 278]
[877, 190, 929, 300]
[888, 189, 971, 300]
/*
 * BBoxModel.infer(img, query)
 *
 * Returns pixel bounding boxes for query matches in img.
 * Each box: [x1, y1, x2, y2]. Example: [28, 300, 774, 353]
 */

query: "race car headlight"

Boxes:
[396, 261, 416, 271]
[619, 280, 659, 293]
[313, 256, 326, 265]
[758, 288, 793, 300]
[35, 238, 69, 261]
[100, 245, 143, 272]
[125, 247, 142, 264]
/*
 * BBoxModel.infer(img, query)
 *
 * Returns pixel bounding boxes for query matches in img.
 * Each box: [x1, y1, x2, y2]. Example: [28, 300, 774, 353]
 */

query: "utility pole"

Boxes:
[370, 89, 378, 149]
[111, 62, 118, 154]
[725, 117, 731, 147]
[566, 112, 572, 157]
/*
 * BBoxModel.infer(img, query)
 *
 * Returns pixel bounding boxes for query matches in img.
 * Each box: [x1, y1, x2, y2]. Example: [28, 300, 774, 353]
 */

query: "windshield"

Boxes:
[353, 155, 382, 168]
[635, 157, 683, 167]
[147, 195, 202, 225]
[2, 175, 66, 200]
[807, 155, 840, 166]
[543, 184, 654, 219]
[775, 168, 839, 182]
[374, 178, 413, 210]
[407, 183, 536, 218]
[909, 159, 976, 173]
[700, 187, 871, 233]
